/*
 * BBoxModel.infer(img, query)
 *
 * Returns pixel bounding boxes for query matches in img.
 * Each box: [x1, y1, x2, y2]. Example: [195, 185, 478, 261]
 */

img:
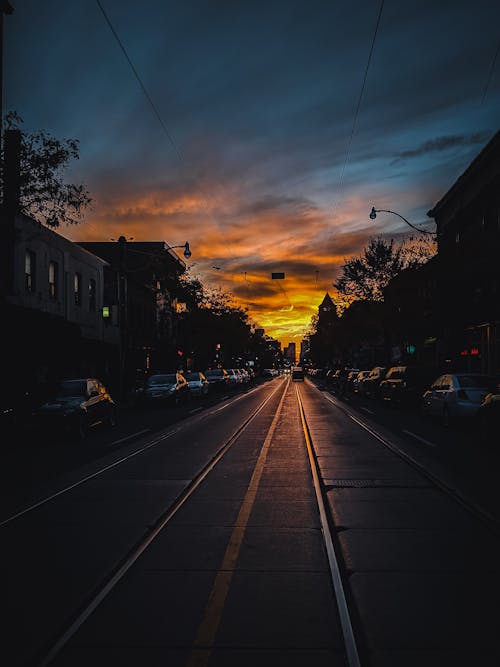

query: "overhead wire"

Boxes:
[481, 38, 500, 105]
[95, 0, 237, 294]
[332, 0, 385, 211]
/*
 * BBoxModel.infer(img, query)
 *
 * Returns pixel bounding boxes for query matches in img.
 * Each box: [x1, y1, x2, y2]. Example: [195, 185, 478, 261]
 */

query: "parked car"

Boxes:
[353, 370, 370, 393]
[141, 372, 190, 406]
[478, 381, 500, 445]
[184, 371, 209, 397]
[379, 366, 438, 407]
[422, 373, 496, 425]
[204, 368, 230, 392]
[362, 367, 387, 398]
[32, 378, 117, 438]
[238, 369, 251, 384]
[346, 369, 360, 393]
[226, 368, 243, 386]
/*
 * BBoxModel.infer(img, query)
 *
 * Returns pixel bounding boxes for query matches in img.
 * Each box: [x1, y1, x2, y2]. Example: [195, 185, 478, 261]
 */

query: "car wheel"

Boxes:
[442, 406, 451, 427]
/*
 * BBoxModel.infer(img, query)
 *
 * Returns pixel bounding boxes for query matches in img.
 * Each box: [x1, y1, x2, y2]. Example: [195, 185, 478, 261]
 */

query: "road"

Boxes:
[2, 377, 500, 666]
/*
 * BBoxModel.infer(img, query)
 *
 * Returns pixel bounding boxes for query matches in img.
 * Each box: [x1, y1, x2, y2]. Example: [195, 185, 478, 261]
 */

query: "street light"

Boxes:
[369, 207, 435, 236]
[166, 241, 192, 259]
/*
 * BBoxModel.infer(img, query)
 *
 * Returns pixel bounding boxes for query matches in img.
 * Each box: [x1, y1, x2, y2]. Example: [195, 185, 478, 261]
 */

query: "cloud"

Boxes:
[394, 132, 491, 160]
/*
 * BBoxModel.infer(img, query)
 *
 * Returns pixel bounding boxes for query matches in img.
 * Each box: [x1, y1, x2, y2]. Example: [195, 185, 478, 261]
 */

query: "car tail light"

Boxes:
[457, 389, 469, 401]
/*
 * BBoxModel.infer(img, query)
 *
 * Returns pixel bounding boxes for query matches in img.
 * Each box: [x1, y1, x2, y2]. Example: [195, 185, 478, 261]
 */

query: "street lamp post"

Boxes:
[369, 207, 436, 236]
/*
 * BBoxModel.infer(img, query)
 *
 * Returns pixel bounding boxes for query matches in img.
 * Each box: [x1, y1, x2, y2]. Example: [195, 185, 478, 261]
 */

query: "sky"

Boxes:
[5, 0, 500, 346]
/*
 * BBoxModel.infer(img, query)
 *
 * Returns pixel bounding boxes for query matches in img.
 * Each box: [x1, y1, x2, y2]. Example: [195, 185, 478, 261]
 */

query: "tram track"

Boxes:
[320, 387, 500, 534]
[0, 382, 270, 528]
[3, 380, 286, 667]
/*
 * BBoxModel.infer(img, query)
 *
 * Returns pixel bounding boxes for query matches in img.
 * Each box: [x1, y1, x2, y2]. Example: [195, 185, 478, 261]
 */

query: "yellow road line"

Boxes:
[186, 379, 290, 667]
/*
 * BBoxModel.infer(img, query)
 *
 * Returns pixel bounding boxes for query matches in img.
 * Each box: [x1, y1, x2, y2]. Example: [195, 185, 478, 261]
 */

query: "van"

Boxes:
[291, 366, 305, 381]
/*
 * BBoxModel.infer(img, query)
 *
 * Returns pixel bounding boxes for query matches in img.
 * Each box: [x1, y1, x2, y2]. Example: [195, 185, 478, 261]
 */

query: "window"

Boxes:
[89, 278, 96, 311]
[48, 261, 59, 299]
[74, 272, 82, 306]
[25, 251, 36, 292]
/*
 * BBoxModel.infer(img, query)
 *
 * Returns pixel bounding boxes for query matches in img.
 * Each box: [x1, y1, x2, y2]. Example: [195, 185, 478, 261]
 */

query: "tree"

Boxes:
[334, 236, 435, 302]
[1, 111, 92, 227]
[177, 274, 253, 369]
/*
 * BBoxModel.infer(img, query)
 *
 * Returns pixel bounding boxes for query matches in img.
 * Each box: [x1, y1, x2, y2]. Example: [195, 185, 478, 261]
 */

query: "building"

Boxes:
[427, 130, 500, 375]
[78, 238, 187, 394]
[284, 342, 296, 364]
[4, 214, 118, 390]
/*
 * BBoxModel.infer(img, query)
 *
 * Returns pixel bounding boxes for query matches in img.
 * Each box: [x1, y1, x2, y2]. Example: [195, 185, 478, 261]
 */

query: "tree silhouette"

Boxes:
[334, 236, 435, 302]
[2, 111, 92, 227]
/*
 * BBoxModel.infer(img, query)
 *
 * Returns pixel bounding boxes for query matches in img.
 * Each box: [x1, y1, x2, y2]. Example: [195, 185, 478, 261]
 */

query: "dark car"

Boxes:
[204, 368, 230, 392]
[362, 366, 387, 398]
[478, 381, 500, 445]
[141, 373, 190, 405]
[33, 378, 117, 439]
[379, 366, 438, 407]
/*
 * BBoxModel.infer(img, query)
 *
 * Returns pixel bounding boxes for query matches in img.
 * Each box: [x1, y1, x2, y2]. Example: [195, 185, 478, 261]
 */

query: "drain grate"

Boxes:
[323, 478, 430, 488]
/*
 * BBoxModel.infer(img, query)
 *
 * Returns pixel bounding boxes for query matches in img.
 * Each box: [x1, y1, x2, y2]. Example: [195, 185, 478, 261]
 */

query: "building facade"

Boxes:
[4, 215, 118, 392]
[427, 130, 500, 375]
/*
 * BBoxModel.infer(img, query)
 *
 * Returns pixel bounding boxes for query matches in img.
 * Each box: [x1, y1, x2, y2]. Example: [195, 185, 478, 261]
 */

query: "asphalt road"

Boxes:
[2, 377, 500, 667]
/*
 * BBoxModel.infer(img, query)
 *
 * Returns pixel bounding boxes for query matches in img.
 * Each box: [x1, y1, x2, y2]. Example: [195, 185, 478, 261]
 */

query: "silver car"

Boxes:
[185, 371, 209, 397]
[422, 373, 495, 424]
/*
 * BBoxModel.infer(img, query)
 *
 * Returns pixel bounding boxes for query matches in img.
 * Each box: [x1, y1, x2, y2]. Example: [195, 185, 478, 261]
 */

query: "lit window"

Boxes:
[25, 251, 36, 292]
[48, 261, 58, 299]
[74, 272, 82, 306]
[89, 278, 96, 311]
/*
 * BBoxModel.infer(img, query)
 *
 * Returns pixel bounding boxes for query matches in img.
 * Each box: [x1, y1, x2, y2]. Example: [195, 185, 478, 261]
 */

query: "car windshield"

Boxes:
[457, 375, 494, 389]
[58, 380, 87, 397]
[147, 374, 177, 385]
[186, 373, 201, 381]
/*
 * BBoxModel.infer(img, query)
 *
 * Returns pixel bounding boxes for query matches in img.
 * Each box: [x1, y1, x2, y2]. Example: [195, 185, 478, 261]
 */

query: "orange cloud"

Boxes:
[65, 180, 383, 345]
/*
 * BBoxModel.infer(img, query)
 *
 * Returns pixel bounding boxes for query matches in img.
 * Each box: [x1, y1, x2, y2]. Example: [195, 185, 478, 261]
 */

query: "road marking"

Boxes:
[188, 407, 203, 415]
[0, 382, 277, 528]
[187, 380, 290, 667]
[360, 406, 375, 415]
[109, 429, 150, 446]
[38, 380, 287, 667]
[402, 429, 437, 448]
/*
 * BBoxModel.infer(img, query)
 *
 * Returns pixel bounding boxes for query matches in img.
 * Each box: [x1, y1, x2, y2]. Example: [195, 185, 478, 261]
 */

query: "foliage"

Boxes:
[2, 111, 92, 227]
[178, 274, 253, 368]
[334, 236, 435, 302]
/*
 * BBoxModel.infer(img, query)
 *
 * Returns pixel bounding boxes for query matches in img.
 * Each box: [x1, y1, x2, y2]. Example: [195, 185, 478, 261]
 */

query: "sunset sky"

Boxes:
[5, 0, 500, 346]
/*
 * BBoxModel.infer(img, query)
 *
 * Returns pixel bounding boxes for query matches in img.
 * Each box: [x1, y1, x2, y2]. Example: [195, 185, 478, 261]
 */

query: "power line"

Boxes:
[96, 0, 183, 164]
[481, 38, 500, 105]
[333, 0, 385, 210]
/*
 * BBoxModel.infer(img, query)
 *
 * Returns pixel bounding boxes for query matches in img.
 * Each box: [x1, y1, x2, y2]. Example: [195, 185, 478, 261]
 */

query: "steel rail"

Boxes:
[321, 389, 500, 535]
[38, 378, 289, 666]
[295, 384, 362, 667]
[0, 382, 267, 528]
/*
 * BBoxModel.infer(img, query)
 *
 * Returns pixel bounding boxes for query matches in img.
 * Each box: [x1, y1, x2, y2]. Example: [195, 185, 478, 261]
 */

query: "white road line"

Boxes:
[402, 429, 437, 448]
[109, 429, 150, 447]
[188, 407, 203, 415]
[360, 406, 375, 415]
